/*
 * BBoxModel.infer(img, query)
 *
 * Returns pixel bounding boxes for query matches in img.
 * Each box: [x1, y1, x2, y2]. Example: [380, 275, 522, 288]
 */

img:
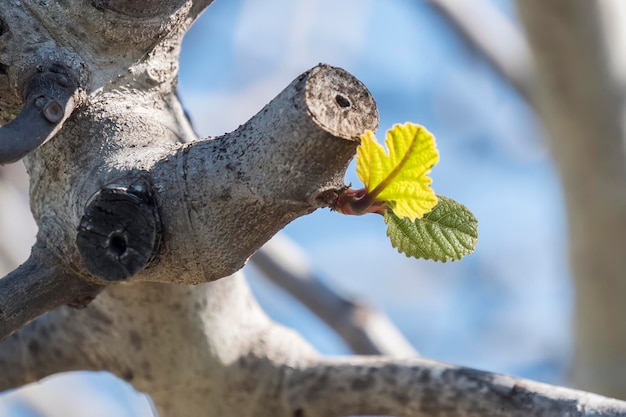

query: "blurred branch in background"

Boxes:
[429, 0, 626, 400]
[0, 165, 35, 274]
[427, 0, 534, 104]
[518, 0, 626, 399]
[250, 234, 419, 357]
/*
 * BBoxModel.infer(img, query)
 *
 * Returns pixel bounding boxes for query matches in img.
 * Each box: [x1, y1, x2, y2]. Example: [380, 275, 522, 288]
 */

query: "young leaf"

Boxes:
[356, 122, 439, 220]
[384, 195, 478, 262]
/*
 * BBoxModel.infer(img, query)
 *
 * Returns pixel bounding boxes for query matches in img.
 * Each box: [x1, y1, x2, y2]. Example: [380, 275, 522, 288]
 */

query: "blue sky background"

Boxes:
[0, 0, 573, 415]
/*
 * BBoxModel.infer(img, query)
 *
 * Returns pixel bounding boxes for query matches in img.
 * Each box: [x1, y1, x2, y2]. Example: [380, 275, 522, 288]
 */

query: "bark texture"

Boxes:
[0, 0, 378, 340]
[4, 272, 626, 417]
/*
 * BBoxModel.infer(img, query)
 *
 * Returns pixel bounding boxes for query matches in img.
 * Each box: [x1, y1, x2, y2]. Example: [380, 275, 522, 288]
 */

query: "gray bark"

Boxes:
[3, 272, 626, 417]
[2, 1, 626, 416]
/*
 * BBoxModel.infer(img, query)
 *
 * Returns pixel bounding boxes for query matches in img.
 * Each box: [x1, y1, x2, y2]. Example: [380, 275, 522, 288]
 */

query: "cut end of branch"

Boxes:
[305, 64, 379, 140]
[76, 172, 162, 282]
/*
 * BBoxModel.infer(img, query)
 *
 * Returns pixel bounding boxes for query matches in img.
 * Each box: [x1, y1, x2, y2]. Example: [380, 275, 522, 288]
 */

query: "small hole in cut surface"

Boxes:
[335, 94, 351, 108]
[108, 232, 128, 257]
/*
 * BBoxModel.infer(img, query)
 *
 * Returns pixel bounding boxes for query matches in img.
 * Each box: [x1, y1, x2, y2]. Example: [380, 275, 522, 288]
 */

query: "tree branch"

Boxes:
[0, 64, 378, 346]
[4, 267, 626, 417]
[427, 0, 534, 102]
[284, 356, 626, 417]
[141, 64, 379, 284]
[4, 2, 619, 416]
[0, 67, 77, 165]
[251, 234, 418, 357]
[517, 0, 626, 398]
[0, 242, 102, 343]
[0, 273, 317, 416]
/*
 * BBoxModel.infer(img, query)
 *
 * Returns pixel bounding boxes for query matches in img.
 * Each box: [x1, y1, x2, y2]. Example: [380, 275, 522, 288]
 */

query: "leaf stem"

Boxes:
[334, 187, 389, 215]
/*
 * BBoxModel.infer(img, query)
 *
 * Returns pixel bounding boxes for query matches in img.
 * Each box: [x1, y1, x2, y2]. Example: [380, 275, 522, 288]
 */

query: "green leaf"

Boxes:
[356, 123, 439, 220]
[384, 195, 478, 262]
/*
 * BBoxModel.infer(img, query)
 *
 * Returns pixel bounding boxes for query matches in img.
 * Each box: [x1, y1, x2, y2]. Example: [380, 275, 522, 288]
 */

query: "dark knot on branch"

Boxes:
[76, 172, 162, 282]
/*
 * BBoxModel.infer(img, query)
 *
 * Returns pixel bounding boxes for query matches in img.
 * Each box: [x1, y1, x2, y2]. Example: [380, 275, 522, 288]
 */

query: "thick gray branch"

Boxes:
[142, 64, 378, 284]
[0, 242, 102, 343]
[285, 356, 626, 417]
[3, 273, 626, 417]
[2, 64, 380, 346]
[0, 273, 317, 416]
[251, 234, 418, 357]
[4, 2, 621, 416]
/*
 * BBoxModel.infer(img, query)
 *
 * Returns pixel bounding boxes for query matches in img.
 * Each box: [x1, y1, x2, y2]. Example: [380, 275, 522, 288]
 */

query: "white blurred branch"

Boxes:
[0, 165, 36, 273]
[517, 0, 626, 399]
[427, 0, 534, 102]
[251, 234, 418, 357]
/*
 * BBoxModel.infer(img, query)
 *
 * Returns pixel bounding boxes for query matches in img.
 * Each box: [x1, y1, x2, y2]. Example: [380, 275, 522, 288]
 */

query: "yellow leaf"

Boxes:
[356, 122, 439, 220]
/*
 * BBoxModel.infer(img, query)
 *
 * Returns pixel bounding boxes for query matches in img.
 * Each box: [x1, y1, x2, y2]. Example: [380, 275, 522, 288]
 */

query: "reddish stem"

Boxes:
[334, 187, 389, 216]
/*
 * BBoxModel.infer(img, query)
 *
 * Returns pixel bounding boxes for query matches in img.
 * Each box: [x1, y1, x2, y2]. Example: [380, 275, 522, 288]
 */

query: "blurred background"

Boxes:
[0, 0, 574, 415]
